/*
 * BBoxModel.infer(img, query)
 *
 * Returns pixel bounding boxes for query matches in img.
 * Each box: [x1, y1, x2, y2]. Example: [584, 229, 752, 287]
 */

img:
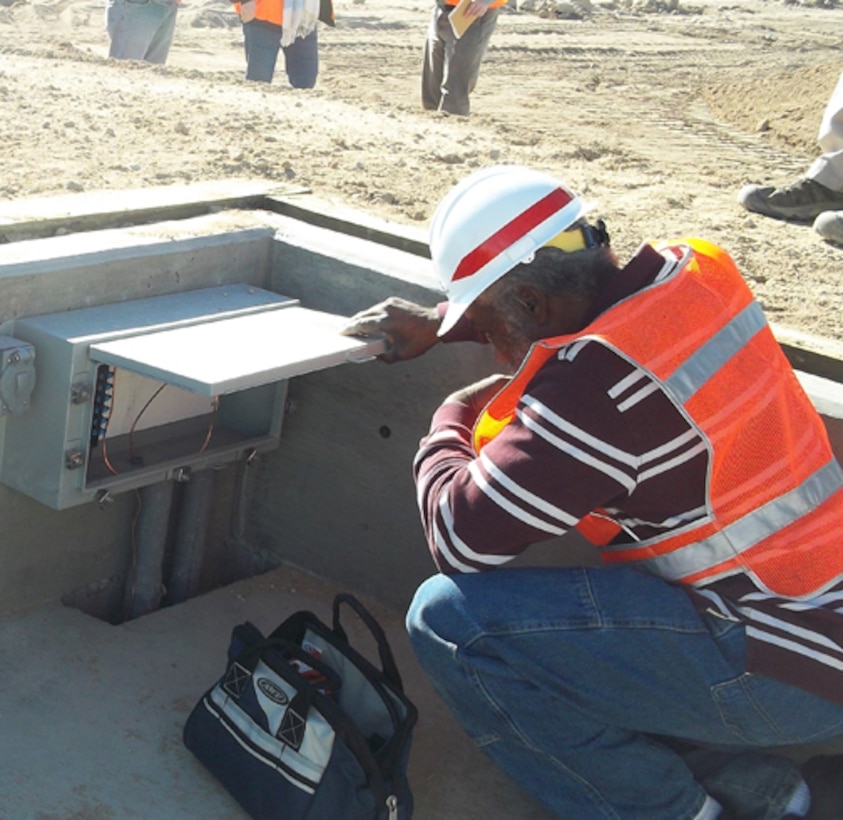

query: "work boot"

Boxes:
[813, 210, 843, 246]
[802, 754, 843, 819]
[738, 178, 843, 221]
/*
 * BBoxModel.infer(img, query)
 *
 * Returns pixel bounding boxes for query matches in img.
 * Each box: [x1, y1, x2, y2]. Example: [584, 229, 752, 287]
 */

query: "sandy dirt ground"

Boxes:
[0, 0, 840, 341]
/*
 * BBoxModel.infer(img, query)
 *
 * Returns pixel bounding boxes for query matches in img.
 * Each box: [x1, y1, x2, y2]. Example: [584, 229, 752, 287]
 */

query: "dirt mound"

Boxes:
[705, 62, 838, 164]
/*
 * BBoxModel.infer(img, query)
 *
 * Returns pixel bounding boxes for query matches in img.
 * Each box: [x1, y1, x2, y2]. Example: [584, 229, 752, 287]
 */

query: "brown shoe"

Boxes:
[738, 178, 843, 221]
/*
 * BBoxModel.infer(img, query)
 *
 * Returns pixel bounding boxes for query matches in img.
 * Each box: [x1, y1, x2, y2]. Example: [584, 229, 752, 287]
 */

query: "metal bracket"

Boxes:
[0, 337, 36, 416]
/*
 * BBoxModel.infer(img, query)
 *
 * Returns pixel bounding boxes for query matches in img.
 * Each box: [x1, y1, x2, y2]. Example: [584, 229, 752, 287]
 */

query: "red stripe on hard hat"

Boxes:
[451, 187, 574, 282]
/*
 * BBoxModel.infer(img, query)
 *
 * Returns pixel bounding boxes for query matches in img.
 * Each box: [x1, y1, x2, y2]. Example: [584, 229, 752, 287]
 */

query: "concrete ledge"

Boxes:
[773, 324, 843, 385]
[0, 180, 304, 243]
[266, 192, 431, 259]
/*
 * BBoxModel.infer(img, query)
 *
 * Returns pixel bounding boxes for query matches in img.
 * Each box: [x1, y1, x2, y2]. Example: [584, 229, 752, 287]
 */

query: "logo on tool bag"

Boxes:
[257, 677, 289, 705]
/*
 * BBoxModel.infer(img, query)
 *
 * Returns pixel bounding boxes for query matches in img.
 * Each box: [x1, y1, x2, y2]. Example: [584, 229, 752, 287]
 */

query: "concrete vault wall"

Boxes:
[0, 183, 499, 619]
[0, 181, 839, 624]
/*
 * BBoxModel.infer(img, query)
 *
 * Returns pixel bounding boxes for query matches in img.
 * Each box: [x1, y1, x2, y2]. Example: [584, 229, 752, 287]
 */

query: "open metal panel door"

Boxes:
[89, 301, 386, 395]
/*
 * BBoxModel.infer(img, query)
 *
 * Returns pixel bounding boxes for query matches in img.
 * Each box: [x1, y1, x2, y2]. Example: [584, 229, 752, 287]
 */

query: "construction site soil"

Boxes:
[0, 0, 840, 342]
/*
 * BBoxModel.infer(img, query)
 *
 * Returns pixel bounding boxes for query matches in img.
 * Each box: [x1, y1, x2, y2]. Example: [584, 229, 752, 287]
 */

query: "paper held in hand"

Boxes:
[448, 0, 475, 39]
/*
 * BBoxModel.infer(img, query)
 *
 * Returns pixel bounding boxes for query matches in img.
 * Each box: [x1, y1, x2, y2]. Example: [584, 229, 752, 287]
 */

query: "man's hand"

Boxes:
[239, 0, 256, 22]
[341, 298, 441, 364]
[445, 373, 510, 419]
[464, 0, 491, 18]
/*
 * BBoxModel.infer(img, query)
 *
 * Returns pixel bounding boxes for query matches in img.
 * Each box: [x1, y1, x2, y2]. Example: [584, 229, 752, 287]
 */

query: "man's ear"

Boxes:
[514, 283, 549, 324]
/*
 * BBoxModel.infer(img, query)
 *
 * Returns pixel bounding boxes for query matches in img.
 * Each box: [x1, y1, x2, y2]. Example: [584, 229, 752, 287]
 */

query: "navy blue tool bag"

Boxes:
[183, 593, 417, 819]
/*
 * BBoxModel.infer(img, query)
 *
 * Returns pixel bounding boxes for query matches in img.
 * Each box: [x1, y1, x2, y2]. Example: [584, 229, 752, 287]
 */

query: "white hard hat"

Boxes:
[429, 165, 592, 336]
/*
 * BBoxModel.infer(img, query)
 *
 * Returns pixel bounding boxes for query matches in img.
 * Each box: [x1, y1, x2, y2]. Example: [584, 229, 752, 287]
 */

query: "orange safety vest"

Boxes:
[443, 0, 508, 9]
[473, 239, 843, 598]
[233, 0, 283, 26]
[232, 0, 334, 28]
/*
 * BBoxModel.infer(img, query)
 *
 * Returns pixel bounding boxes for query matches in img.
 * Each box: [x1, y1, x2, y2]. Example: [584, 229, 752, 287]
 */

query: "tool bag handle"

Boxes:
[332, 593, 404, 692]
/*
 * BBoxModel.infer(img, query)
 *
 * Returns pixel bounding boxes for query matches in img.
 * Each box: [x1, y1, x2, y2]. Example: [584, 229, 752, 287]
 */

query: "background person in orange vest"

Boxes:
[421, 0, 506, 116]
[232, 0, 334, 88]
[106, 0, 181, 64]
[343, 165, 843, 819]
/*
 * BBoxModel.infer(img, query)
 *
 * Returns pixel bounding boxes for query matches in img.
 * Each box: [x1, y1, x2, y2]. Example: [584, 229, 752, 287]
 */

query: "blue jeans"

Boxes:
[106, 0, 177, 64]
[242, 23, 319, 88]
[406, 567, 843, 819]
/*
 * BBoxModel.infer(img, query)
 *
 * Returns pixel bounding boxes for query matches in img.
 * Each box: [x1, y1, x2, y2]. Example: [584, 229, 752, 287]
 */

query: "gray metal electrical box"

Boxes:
[0, 285, 384, 509]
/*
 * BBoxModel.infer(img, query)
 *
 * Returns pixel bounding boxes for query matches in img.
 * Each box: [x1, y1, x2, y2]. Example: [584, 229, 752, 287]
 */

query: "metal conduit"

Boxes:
[124, 480, 175, 620]
[168, 468, 216, 605]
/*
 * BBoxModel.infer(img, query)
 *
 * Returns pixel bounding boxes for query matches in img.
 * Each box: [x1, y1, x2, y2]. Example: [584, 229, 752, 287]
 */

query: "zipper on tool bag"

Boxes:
[386, 794, 398, 820]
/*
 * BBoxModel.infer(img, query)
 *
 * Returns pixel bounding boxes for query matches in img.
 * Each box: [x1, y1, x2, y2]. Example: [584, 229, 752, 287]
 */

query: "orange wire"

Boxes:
[199, 396, 219, 453]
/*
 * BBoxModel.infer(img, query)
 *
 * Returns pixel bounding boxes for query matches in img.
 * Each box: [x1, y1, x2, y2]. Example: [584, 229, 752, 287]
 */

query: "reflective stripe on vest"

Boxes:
[604, 459, 843, 581]
[472, 239, 843, 597]
[664, 301, 766, 404]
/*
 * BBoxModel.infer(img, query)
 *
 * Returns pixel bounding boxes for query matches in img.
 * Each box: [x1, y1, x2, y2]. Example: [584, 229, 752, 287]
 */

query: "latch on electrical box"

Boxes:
[0, 337, 35, 417]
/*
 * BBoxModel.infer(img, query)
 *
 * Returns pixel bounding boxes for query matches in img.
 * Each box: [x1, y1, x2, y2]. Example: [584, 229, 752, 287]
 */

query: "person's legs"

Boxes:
[243, 22, 282, 83]
[406, 567, 843, 819]
[281, 29, 319, 89]
[421, 6, 448, 112]
[808, 73, 843, 244]
[107, 0, 176, 63]
[107, 0, 152, 60]
[438, 6, 498, 115]
[142, 0, 177, 64]
[807, 71, 843, 192]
